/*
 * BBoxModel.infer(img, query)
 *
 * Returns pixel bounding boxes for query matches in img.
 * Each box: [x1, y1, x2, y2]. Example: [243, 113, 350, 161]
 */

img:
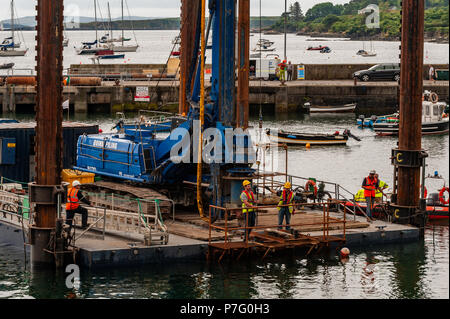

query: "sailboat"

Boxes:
[0, 0, 28, 56]
[110, 0, 139, 52]
[357, 36, 376, 57]
[76, 0, 106, 55]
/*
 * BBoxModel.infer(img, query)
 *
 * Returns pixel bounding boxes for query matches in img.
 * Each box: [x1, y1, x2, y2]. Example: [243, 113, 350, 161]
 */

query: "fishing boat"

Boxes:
[373, 92, 449, 136]
[265, 128, 360, 146]
[113, 111, 187, 134]
[307, 103, 356, 113]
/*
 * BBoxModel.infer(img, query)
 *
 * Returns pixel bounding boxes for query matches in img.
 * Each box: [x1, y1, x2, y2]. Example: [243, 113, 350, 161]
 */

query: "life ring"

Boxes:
[430, 92, 439, 103]
[439, 187, 449, 205]
[305, 180, 318, 195]
[422, 185, 427, 199]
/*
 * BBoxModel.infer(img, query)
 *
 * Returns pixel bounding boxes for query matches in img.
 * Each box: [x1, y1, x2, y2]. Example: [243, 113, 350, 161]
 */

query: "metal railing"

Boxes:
[208, 200, 346, 247]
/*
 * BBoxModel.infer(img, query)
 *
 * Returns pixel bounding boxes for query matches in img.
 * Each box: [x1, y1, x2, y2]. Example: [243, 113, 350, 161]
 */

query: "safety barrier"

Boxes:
[207, 199, 346, 261]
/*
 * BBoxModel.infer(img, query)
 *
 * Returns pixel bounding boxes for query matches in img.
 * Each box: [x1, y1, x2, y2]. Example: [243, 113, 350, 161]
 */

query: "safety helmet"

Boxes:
[284, 182, 291, 189]
[370, 170, 376, 174]
[72, 180, 81, 187]
[243, 180, 251, 187]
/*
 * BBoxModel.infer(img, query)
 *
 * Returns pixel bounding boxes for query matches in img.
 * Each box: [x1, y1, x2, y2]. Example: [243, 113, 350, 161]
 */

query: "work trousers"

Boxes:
[287, 70, 292, 81]
[244, 211, 256, 240]
[279, 70, 286, 82]
[365, 197, 375, 218]
[278, 207, 291, 230]
[66, 206, 88, 227]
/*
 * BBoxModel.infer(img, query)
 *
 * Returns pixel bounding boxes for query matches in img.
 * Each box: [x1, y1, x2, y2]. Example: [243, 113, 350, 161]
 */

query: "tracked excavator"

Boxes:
[73, 0, 255, 222]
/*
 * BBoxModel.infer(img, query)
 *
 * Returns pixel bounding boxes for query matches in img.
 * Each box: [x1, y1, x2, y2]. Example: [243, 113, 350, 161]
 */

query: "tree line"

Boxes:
[271, 0, 449, 39]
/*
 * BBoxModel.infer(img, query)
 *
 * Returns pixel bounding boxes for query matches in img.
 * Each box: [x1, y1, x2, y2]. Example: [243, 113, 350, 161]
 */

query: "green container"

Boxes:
[436, 69, 449, 81]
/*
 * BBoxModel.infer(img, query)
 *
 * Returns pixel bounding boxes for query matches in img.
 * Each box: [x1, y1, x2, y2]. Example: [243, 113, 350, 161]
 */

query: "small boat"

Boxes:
[0, 62, 14, 69]
[308, 103, 356, 113]
[357, 113, 398, 128]
[266, 128, 360, 146]
[113, 111, 187, 134]
[361, 51, 377, 57]
[320, 46, 331, 53]
[307, 45, 327, 51]
[252, 45, 276, 52]
[91, 53, 125, 61]
[373, 92, 449, 136]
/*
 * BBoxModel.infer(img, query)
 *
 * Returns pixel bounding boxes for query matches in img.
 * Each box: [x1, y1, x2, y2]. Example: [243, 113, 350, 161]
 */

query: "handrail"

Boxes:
[208, 200, 346, 246]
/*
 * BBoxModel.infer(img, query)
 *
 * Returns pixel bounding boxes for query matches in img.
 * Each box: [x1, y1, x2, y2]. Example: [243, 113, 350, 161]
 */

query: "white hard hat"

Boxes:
[72, 180, 81, 187]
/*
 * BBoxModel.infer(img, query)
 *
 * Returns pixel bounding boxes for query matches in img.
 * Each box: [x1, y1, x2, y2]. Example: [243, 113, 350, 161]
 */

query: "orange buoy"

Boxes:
[6, 76, 37, 86]
[340, 247, 350, 257]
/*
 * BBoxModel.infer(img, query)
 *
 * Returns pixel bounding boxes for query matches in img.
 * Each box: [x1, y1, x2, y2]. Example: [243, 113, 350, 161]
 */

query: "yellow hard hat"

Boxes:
[284, 181, 291, 189]
[243, 180, 251, 187]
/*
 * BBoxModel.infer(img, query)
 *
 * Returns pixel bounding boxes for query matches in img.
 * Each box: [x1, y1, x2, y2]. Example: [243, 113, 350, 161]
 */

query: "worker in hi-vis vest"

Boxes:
[277, 182, 296, 230]
[362, 170, 380, 221]
[374, 173, 388, 203]
[66, 180, 91, 229]
[240, 180, 256, 241]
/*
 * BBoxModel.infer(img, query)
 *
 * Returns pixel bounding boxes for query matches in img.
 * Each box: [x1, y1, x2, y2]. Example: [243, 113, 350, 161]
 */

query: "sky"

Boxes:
[2, 0, 351, 21]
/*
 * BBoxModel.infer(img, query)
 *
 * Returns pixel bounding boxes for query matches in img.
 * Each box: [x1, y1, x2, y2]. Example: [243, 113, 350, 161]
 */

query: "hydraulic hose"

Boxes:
[197, 0, 209, 222]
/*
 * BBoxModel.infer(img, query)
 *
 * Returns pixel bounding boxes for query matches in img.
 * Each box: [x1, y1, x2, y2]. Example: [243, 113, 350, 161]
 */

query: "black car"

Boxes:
[353, 63, 400, 82]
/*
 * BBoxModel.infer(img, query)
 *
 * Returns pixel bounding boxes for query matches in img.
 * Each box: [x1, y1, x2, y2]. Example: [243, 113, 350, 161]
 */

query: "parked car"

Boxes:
[353, 63, 400, 82]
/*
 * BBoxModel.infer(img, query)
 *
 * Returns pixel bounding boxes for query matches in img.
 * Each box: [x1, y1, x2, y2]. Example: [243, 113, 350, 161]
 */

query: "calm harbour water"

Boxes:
[0, 30, 449, 74]
[1, 30, 448, 300]
[0, 112, 448, 299]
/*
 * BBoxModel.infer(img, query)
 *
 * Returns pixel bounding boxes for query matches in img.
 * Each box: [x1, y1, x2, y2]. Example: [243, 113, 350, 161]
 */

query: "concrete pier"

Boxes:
[1, 80, 448, 115]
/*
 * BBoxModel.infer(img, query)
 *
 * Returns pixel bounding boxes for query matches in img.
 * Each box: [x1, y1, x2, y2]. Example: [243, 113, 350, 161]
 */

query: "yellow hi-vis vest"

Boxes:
[278, 190, 294, 213]
[355, 189, 366, 202]
[241, 190, 255, 213]
[375, 180, 388, 198]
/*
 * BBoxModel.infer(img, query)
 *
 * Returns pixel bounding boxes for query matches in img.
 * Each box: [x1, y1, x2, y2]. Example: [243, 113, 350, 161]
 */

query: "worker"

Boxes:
[287, 61, 293, 81]
[65, 180, 91, 229]
[278, 60, 287, 84]
[240, 180, 257, 241]
[277, 182, 295, 230]
[374, 173, 388, 203]
[362, 170, 380, 221]
[354, 189, 366, 202]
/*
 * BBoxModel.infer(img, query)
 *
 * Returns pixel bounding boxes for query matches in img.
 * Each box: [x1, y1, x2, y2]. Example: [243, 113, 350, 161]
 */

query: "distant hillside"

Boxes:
[0, 16, 162, 28]
[70, 16, 280, 31]
[270, 0, 449, 42]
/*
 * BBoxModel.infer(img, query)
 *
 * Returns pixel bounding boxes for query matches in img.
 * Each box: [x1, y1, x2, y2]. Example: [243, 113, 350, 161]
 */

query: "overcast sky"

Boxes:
[2, 0, 351, 21]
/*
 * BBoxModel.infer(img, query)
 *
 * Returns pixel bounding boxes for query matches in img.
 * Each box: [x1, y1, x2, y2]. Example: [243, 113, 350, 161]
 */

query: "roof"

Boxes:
[0, 121, 98, 130]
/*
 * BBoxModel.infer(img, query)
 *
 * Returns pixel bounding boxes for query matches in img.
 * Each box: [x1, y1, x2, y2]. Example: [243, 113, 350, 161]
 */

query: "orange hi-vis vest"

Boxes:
[66, 188, 80, 210]
[363, 177, 378, 198]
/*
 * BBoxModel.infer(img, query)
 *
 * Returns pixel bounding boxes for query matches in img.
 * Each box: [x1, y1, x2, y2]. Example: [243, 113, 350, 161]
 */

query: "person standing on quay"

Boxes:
[429, 65, 435, 82]
[278, 59, 287, 85]
[287, 61, 293, 81]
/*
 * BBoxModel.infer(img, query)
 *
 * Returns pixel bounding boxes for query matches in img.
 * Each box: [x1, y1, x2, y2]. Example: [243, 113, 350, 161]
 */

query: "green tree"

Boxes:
[305, 2, 343, 21]
[290, 2, 304, 22]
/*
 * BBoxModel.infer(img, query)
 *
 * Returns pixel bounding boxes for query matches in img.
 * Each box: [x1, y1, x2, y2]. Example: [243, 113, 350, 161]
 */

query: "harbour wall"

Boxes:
[67, 63, 449, 81]
[1, 63, 448, 114]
